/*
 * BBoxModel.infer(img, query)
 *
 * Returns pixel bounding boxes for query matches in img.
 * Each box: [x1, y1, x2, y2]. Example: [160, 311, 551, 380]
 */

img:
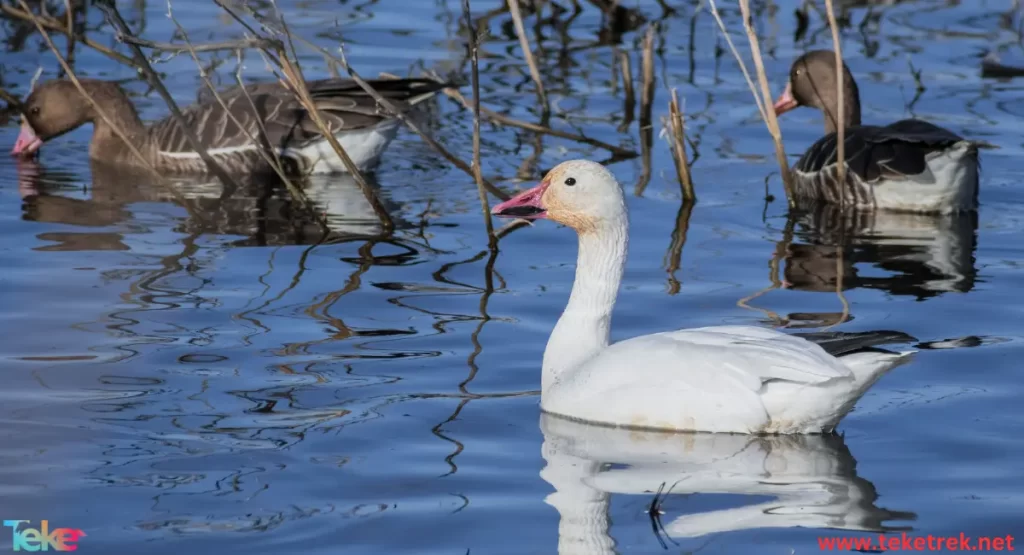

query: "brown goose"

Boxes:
[773, 50, 979, 213]
[11, 77, 448, 175]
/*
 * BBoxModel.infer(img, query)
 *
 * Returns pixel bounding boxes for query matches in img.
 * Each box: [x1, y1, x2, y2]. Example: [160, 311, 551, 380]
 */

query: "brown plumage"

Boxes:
[11, 77, 449, 175]
[773, 50, 979, 213]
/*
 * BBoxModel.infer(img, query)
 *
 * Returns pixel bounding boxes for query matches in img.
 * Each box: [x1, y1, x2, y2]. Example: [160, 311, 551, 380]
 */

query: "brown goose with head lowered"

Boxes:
[11, 77, 448, 175]
[773, 50, 979, 214]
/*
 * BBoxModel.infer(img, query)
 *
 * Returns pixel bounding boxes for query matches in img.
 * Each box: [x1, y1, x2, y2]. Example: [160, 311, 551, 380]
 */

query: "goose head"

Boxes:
[12, 81, 90, 158]
[772, 50, 862, 132]
[491, 160, 626, 233]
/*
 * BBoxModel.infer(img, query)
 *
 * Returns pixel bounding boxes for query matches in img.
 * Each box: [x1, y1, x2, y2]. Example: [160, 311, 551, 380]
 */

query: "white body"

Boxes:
[542, 324, 911, 434]
[499, 160, 914, 435]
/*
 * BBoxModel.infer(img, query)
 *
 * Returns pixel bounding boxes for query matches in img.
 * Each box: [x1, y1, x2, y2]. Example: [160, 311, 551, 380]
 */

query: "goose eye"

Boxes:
[29, 106, 39, 116]
[564, 177, 576, 186]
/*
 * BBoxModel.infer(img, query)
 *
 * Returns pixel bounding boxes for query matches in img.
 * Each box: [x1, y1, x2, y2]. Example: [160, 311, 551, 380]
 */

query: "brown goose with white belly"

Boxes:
[11, 77, 448, 175]
[773, 50, 979, 213]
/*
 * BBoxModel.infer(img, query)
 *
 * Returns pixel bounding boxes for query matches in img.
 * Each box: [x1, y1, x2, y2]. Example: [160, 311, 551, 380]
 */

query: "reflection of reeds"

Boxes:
[506, 0, 549, 113]
[707, 0, 795, 206]
[618, 51, 635, 132]
[663, 199, 694, 295]
[668, 88, 695, 200]
[635, 24, 656, 196]
[824, 0, 847, 207]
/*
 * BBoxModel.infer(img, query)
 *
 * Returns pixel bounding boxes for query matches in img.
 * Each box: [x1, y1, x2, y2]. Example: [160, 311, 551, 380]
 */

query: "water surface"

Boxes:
[0, 1, 1022, 553]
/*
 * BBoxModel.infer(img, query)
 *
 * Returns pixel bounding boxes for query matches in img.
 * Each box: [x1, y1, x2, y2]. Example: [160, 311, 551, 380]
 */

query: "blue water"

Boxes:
[0, 0, 1022, 553]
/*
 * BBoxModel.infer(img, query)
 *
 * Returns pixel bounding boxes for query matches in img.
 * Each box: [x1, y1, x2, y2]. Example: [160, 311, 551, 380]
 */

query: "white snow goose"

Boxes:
[492, 159, 916, 434]
[10, 77, 447, 175]
[773, 50, 979, 213]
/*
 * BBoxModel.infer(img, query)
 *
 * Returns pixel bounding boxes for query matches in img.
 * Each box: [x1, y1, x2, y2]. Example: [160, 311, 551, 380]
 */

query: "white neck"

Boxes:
[541, 216, 628, 396]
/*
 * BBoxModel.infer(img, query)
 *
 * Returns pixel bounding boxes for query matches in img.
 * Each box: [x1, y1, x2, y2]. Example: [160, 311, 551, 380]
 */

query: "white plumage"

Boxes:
[493, 160, 915, 434]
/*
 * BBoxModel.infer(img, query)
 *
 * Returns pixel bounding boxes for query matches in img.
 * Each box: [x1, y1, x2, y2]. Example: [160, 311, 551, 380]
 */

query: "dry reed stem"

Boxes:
[217, 1, 512, 201]
[440, 88, 635, 158]
[618, 51, 635, 132]
[254, 0, 394, 231]
[668, 88, 695, 200]
[464, 0, 495, 244]
[737, 0, 794, 205]
[505, 0, 549, 112]
[0, 4, 135, 66]
[0, 87, 22, 110]
[634, 23, 656, 196]
[247, 21, 512, 201]
[276, 54, 395, 232]
[96, 1, 242, 191]
[14, 0, 205, 215]
[118, 35, 276, 54]
[165, 9, 321, 225]
[707, 0, 794, 206]
[824, 0, 846, 206]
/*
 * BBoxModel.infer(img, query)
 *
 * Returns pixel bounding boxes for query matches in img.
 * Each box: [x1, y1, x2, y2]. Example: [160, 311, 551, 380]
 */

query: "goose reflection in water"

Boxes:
[14, 159, 399, 249]
[540, 414, 915, 554]
[782, 203, 978, 301]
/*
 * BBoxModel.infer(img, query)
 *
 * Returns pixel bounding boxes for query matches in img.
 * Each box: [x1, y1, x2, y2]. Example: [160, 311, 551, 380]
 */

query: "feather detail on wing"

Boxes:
[152, 78, 448, 154]
[586, 325, 854, 395]
[794, 119, 973, 184]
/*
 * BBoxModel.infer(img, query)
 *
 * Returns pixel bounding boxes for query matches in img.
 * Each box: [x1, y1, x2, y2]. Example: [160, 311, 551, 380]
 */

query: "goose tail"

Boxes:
[840, 350, 916, 396]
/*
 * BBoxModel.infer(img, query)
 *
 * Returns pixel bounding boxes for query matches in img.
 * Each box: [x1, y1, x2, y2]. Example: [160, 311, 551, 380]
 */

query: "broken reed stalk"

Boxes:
[668, 88, 695, 200]
[14, 0, 200, 216]
[634, 23, 656, 196]
[707, 0, 795, 207]
[440, 88, 636, 158]
[824, 0, 846, 207]
[464, 0, 495, 243]
[96, 0, 242, 192]
[618, 51, 636, 132]
[505, 0, 549, 112]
